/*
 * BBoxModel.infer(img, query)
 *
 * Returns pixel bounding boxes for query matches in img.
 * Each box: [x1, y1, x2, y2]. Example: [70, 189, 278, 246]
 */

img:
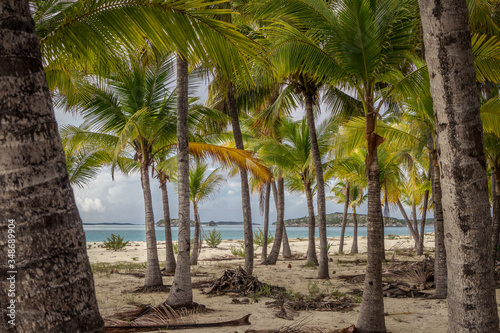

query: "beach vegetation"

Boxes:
[230, 243, 246, 258]
[253, 228, 274, 250]
[103, 234, 130, 251]
[204, 229, 223, 248]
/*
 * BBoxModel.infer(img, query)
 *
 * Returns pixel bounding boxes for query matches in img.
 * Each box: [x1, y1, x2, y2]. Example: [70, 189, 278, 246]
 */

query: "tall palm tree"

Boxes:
[0, 1, 103, 331]
[59, 52, 178, 287]
[419, 0, 499, 330]
[187, 161, 225, 265]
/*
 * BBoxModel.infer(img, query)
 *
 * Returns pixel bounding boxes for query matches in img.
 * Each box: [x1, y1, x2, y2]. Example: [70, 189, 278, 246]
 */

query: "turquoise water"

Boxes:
[83, 224, 435, 242]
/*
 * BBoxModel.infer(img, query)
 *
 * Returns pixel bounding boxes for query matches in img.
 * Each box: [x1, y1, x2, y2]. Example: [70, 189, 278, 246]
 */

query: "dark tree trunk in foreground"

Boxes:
[262, 182, 271, 260]
[140, 162, 163, 286]
[227, 82, 254, 275]
[160, 178, 176, 274]
[262, 179, 285, 264]
[0, 2, 103, 331]
[356, 109, 386, 333]
[491, 163, 500, 259]
[190, 204, 200, 265]
[429, 135, 447, 299]
[350, 207, 359, 254]
[304, 92, 329, 279]
[339, 182, 350, 254]
[167, 54, 192, 306]
[420, 1, 499, 330]
[304, 180, 318, 265]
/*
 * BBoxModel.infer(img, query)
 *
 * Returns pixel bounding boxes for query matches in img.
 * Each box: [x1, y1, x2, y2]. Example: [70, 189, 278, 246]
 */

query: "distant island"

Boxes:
[83, 222, 138, 225]
[156, 213, 434, 228]
[156, 219, 259, 227]
[278, 212, 434, 228]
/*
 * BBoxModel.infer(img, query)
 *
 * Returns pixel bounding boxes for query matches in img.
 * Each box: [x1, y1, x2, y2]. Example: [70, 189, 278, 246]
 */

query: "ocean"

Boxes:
[83, 224, 435, 242]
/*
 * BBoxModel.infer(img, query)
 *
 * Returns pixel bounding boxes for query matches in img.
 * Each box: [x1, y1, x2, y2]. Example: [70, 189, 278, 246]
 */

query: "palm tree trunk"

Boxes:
[140, 161, 163, 286]
[191, 203, 200, 265]
[167, 53, 192, 306]
[396, 199, 419, 249]
[357, 107, 386, 332]
[160, 178, 176, 274]
[282, 225, 292, 258]
[411, 202, 420, 248]
[491, 162, 500, 259]
[420, 2, 499, 330]
[262, 182, 271, 260]
[227, 81, 254, 275]
[304, 92, 329, 279]
[304, 180, 318, 265]
[351, 207, 359, 254]
[339, 182, 350, 254]
[418, 189, 429, 256]
[0, 2, 103, 331]
[429, 135, 447, 298]
[262, 179, 284, 264]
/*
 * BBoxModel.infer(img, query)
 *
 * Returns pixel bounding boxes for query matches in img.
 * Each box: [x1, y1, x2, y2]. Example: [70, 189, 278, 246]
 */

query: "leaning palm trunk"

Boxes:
[304, 92, 329, 279]
[429, 136, 447, 298]
[282, 225, 292, 258]
[0, 2, 103, 331]
[227, 82, 254, 275]
[191, 204, 201, 265]
[339, 182, 350, 254]
[167, 54, 192, 306]
[419, 1, 499, 330]
[160, 178, 176, 274]
[418, 189, 429, 256]
[350, 207, 359, 254]
[262, 182, 271, 260]
[396, 199, 420, 250]
[140, 162, 163, 286]
[304, 181, 318, 265]
[262, 179, 285, 264]
[357, 109, 386, 332]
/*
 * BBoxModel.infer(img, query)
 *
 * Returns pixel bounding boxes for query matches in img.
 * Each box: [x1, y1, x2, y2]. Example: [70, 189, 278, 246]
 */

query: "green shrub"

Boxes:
[173, 242, 178, 255]
[230, 242, 245, 257]
[253, 228, 274, 250]
[203, 229, 222, 248]
[387, 234, 397, 240]
[103, 234, 129, 251]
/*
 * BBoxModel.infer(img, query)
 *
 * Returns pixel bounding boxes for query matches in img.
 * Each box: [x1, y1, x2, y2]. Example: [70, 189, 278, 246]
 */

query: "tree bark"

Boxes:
[262, 179, 284, 264]
[339, 182, 350, 254]
[419, 1, 499, 330]
[262, 182, 271, 260]
[0, 2, 103, 331]
[167, 53, 192, 306]
[304, 180, 318, 265]
[351, 207, 359, 254]
[140, 161, 163, 286]
[430, 136, 447, 299]
[190, 203, 200, 265]
[160, 178, 176, 274]
[356, 108, 385, 333]
[304, 92, 329, 279]
[227, 82, 254, 275]
[491, 162, 500, 259]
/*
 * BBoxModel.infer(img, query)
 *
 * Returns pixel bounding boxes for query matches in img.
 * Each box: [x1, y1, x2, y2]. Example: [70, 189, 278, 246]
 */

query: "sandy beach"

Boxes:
[87, 234, 476, 332]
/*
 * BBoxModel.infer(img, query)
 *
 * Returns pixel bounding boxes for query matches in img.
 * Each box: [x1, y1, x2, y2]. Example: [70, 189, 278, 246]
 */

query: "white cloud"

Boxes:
[76, 197, 105, 212]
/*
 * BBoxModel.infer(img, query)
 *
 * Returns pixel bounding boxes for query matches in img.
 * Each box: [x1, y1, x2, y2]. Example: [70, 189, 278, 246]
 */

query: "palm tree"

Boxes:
[187, 161, 225, 265]
[419, 0, 499, 330]
[0, 1, 103, 331]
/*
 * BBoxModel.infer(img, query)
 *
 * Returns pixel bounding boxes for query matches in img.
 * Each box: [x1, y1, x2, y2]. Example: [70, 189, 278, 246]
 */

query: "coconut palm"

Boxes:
[187, 161, 225, 265]
[0, 1, 103, 331]
[420, 1, 499, 330]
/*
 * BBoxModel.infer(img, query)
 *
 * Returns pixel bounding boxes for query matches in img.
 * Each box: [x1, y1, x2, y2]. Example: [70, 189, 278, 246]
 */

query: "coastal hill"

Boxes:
[156, 213, 434, 228]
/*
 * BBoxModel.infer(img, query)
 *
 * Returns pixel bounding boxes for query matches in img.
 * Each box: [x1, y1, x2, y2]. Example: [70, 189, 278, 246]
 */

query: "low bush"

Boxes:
[103, 234, 129, 251]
